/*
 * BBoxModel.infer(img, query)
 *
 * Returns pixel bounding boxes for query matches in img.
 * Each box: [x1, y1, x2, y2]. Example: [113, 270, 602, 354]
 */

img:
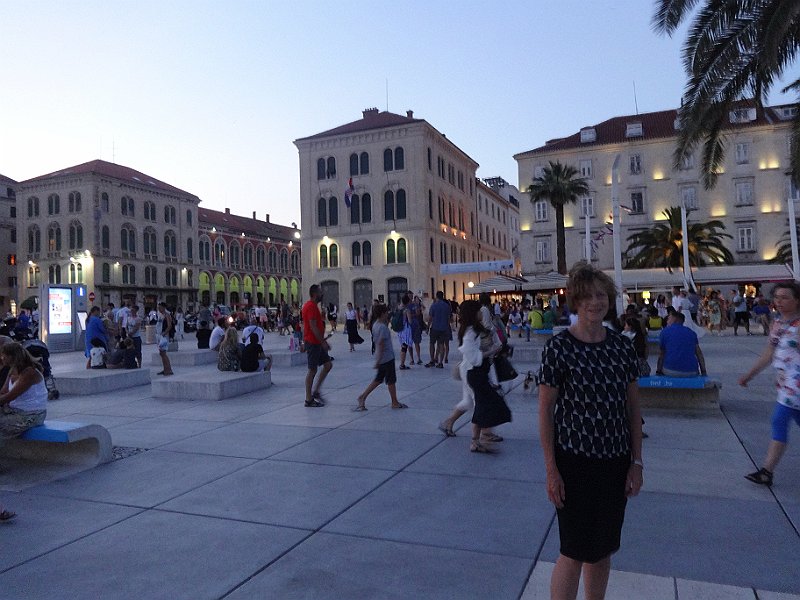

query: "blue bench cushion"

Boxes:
[638, 376, 710, 389]
[20, 421, 87, 443]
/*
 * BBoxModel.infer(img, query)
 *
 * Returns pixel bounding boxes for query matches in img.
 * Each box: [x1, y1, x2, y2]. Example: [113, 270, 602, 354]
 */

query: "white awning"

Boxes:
[465, 275, 528, 294]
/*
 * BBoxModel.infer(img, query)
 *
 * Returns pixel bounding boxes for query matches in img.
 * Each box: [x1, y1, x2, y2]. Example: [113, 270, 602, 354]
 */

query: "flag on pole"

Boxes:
[344, 178, 354, 208]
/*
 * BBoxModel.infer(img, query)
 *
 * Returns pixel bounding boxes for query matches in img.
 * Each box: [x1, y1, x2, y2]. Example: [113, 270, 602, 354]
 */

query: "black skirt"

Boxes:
[345, 319, 364, 344]
[468, 359, 512, 428]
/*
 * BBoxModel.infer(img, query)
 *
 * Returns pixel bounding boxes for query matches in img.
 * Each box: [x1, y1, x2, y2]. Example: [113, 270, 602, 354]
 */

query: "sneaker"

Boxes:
[745, 467, 773, 486]
[424, 362, 436, 368]
[311, 391, 326, 406]
[436, 363, 444, 369]
[305, 399, 325, 408]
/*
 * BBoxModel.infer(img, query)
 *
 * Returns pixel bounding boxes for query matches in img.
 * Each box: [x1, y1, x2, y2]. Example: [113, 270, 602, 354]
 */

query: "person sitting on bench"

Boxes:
[656, 311, 707, 377]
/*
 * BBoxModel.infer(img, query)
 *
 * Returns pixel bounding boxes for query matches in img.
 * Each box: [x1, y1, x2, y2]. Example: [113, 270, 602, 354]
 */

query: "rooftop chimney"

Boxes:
[362, 107, 379, 118]
[225, 207, 230, 214]
[252, 211, 256, 219]
[406, 110, 414, 118]
[265, 213, 270, 223]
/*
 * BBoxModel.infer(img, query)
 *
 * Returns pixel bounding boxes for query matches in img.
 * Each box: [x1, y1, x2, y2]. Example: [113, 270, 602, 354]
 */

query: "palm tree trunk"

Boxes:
[555, 204, 567, 274]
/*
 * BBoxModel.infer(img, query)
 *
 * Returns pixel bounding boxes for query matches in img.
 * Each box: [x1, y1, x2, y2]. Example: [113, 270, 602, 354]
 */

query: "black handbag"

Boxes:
[494, 353, 518, 382]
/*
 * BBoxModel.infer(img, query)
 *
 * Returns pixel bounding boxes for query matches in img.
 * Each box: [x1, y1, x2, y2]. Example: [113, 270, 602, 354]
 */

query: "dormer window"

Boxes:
[580, 127, 596, 143]
[625, 122, 643, 138]
[729, 108, 756, 123]
[780, 106, 798, 120]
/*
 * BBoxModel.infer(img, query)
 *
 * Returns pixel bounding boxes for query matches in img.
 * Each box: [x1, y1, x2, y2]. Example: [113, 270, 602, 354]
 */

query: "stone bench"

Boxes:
[151, 348, 217, 367]
[58, 368, 152, 395]
[638, 375, 721, 409]
[506, 344, 542, 366]
[271, 350, 306, 368]
[151, 369, 271, 400]
[0, 420, 113, 467]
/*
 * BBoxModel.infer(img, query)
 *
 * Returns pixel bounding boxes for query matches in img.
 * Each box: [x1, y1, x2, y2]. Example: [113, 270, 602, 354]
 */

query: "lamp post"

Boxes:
[611, 155, 624, 315]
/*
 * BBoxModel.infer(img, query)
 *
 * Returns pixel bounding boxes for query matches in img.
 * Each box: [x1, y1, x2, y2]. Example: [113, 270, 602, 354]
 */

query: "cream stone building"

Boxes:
[294, 108, 511, 309]
[0, 174, 17, 315]
[16, 160, 200, 311]
[481, 177, 523, 274]
[514, 104, 799, 282]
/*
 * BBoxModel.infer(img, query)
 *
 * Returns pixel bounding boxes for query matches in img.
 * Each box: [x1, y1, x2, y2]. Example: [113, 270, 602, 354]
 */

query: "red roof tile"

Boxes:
[198, 207, 300, 244]
[20, 159, 198, 198]
[295, 109, 424, 141]
[515, 102, 787, 157]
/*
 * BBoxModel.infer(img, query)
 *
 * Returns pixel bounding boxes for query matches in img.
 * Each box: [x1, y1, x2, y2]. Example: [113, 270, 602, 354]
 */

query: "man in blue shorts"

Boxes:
[656, 311, 707, 377]
[425, 291, 452, 369]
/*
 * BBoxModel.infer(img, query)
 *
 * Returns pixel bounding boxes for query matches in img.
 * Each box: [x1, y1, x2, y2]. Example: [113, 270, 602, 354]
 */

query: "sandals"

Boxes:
[352, 404, 368, 412]
[745, 467, 773, 486]
[399, 365, 410, 370]
[481, 432, 504, 443]
[438, 423, 456, 437]
[391, 402, 409, 409]
[0, 510, 16, 522]
[470, 440, 494, 454]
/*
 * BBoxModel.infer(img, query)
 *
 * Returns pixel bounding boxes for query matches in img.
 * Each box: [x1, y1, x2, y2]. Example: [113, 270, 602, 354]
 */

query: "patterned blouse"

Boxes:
[538, 329, 638, 459]
[217, 344, 241, 372]
[770, 316, 800, 410]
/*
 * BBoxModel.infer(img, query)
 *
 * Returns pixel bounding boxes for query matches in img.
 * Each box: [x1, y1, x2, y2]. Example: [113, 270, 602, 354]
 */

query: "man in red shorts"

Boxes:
[302, 284, 333, 407]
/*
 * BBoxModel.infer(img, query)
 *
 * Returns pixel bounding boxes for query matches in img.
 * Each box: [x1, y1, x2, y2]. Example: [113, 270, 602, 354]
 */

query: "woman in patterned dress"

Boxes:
[739, 281, 800, 486]
[538, 262, 643, 600]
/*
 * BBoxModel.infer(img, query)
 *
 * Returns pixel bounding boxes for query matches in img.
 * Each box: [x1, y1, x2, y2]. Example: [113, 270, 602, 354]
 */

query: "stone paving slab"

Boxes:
[159, 422, 326, 459]
[0, 491, 141, 572]
[24, 449, 253, 508]
[102, 415, 227, 449]
[0, 509, 308, 600]
[159, 459, 394, 529]
[244, 401, 372, 428]
[323, 471, 550, 559]
[225, 531, 532, 600]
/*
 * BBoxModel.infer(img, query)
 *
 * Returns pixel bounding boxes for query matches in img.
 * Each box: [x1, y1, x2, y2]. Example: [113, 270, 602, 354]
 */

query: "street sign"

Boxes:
[88, 292, 95, 302]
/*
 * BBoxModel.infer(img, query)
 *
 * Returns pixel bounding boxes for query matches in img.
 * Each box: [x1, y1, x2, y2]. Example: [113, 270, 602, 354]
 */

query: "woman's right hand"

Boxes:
[546, 467, 565, 509]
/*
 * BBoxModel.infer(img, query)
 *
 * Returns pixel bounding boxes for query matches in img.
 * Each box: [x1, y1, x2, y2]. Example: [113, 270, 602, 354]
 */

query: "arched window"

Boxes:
[101, 226, 110, 253]
[256, 246, 266, 270]
[121, 196, 134, 216]
[430, 238, 434, 262]
[319, 245, 328, 269]
[28, 226, 41, 254]
[396, 189, 406, 219]
[69, 220, 83, 250]
[199, 237, 211, 264]
[268, 247, 277, 271]
[363, 241, 372, 266]
[69, 262, 83, 283]
[317, 158, 326, 180]
[350, 153, 359, 177]
[386, 239, 396, 264]
[230, 242, 241, 268]
[361, 193, 372, 223]
[394, 147, 404, 170]
[350, 194, 361, 224]
[280, 249, 289, 272]
[186, 209, 192, 226]
[144, 227, 157, 259]
[143, 201, 154, 221]
[102, 262, 110, 283]
[383, 148, 393, 172]
[164, 205, 176, 225]
[47, 223, 62, 252]
[397, 238, 407, 263]
[145, 266, 157, 286]
[352, 241, 361, 266]
[187, 238, 194, 261]
[121, 225, 136, 257]
[48, 193, 60, 215]
[360, 152, 369, 175]
[68, 191, 81, 213]
[318, 197, 327, 227]
[291, 251, 299, 273]
[122, 264, 136, 285]
[214, 239, 226, 266]
[428, 190, 433, 219]
[27, 196, 39, 217]
[328, 197, 338, 226]
[165, 231, 178, 260]
[243, 244, 253, 268]
[48, 265, 61, 284]
[28, 266, 41, 287]
[384, 191, 395, 221]
[101, 192, 109, 213]
[329, 244, 338, 268]
[326, 157, 336, 178]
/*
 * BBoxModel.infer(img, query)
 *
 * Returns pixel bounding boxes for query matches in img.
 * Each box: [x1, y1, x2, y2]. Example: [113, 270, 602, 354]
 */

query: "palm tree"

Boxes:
[624, 207, 734, 271]
[770, 220, 800, 264]
[527, 161, 590, 274]
[653, 1, 800, 188]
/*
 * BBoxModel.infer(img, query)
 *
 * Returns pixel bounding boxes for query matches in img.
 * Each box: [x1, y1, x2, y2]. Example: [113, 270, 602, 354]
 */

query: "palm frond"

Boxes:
[652, 0, 702, 35]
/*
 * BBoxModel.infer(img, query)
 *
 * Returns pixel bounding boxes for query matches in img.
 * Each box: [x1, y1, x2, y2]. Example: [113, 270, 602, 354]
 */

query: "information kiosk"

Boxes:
[39, 284, 88, 352]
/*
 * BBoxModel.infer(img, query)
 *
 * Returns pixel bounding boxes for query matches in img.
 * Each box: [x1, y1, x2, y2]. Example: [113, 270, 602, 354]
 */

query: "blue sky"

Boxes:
[1, 1, 794, 228]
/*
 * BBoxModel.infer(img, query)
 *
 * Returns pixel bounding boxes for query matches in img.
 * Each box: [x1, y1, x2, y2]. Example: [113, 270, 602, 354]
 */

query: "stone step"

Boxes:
[57, 368, 152, 395]
[150, 348, 217, 367]
[150, 369, 271, 401]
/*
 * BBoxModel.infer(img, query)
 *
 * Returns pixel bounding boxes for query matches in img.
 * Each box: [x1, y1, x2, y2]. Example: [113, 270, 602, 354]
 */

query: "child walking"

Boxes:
[354, 304, 408, 411]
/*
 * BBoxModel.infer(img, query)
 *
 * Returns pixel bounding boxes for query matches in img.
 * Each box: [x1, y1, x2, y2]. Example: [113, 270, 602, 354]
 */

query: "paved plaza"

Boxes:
[0, 328, 798, 599]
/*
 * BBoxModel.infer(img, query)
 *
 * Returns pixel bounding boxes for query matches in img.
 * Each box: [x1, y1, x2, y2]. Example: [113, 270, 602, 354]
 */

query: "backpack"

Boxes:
[390, 309, 405, 332]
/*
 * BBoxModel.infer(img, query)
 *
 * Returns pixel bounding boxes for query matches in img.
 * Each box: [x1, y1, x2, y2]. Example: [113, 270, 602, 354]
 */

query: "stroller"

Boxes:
[21, 337, 59, 400]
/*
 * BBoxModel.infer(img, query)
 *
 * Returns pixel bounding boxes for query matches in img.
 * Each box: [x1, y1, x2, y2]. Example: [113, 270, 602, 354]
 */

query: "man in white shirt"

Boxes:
[671, 287, 684, 312]
[116, 301, 131, 337]
[242, 319, 265, 346]
[209, 317, 228, 351]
